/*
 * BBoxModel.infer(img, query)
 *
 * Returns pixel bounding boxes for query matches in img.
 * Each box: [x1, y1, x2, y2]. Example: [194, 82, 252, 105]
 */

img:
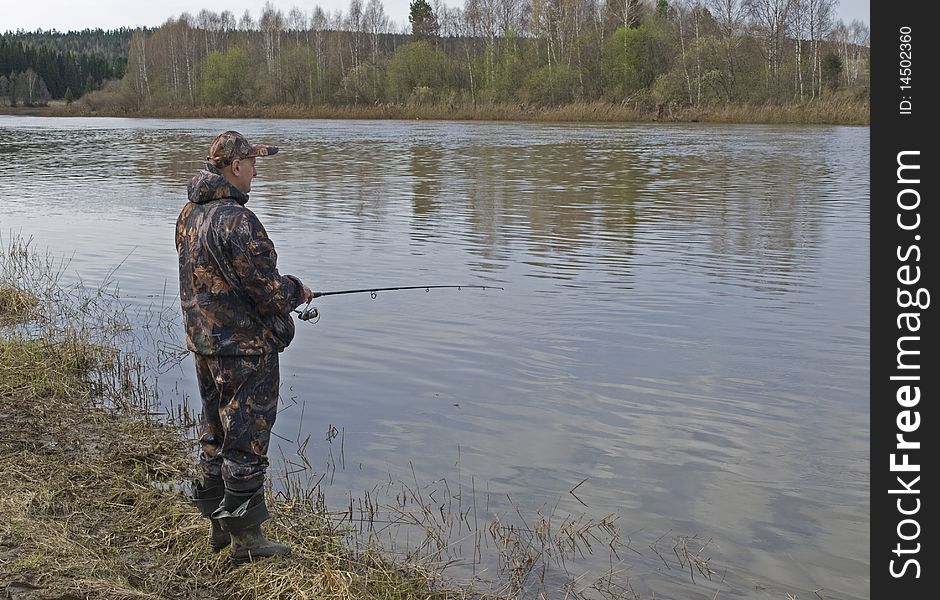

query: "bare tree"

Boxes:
[707, 0, 747, 100]
[847, 18, 869, 86]
[363, 0, 389, 101]
[17, 68, 47, 105]
[498, 0, 526, 35]
[220, 10, 236, 32]
[364, 0, 389, 64]
[830, 19, 848, 86]
[791, 0, 806, 98]
[260, 2, 285, 102]
[436, 1, 462, 38]
[807, 0, 837, 97]
[219, 10, 236, 52]
[583, 0, 607, 98]
[197, 9, 220, 56]
[168, 16, 200, 107]
[344, 0, 365, 103]
[563, 0, 588, 96]
[237, 9, 255, 53]
[465, 0, 500, 94]
[239, 10, 255, 31]
[670, 0, 702, 106]
[607, 0, 645, 29]
[310, 5, 328, 98]
[287, 5, 307, 45]
[453, 5, 479, 103]
[745, 0, 791, 96]
[828, 15, 866, 89]
[126, 29, 152, 108]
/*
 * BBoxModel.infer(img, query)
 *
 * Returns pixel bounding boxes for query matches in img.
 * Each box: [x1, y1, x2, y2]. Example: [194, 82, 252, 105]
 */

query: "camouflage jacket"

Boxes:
[176, 169, 306, 356]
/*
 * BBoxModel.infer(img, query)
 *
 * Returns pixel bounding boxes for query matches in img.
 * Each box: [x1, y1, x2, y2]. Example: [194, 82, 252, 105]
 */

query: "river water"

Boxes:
[0, 116, 869, 599]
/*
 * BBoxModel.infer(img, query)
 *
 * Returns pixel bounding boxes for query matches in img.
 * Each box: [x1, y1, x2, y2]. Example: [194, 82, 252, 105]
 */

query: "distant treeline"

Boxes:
[6, 0, 871, 119]
[0, 29, 130, 106]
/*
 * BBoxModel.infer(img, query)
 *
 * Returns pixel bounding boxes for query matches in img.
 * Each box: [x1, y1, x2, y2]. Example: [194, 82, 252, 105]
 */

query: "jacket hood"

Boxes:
[187, 169, 249, 205]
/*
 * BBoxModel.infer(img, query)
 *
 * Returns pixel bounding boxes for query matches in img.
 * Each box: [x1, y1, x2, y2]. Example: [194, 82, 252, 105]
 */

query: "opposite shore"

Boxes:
[1, 95, 870, 126]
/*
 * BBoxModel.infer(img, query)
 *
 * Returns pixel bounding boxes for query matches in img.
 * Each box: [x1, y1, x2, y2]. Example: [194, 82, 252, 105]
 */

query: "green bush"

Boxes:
[200, 46, 257, 106]
[522, 64, 582, 106]
[385, 41, 451, 103]
[603, 24, 669, 100]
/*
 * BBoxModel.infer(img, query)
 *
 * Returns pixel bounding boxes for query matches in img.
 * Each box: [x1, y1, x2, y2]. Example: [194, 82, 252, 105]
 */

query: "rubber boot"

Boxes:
[190, 475, 230, 552]
[212, 488, 290, 563]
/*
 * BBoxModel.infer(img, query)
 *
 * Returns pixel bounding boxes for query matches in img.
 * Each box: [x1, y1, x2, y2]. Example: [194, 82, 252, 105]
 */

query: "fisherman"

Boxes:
[176, 130, 314, 561]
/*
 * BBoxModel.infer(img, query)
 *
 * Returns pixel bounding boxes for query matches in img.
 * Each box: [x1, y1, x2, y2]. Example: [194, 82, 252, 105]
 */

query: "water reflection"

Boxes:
[0, 116, 869, 600]
[409, 143, 442, 217]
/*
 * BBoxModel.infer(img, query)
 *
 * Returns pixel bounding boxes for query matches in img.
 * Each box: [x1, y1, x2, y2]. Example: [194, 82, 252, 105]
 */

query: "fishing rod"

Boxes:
[293, 284, 503, 323]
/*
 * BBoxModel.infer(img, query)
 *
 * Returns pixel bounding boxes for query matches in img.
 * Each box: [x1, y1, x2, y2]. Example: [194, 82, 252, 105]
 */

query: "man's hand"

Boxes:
[303, 284, 315, 303]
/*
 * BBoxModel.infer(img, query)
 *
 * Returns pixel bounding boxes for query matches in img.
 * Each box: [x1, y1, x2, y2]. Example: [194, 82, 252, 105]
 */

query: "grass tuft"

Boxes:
[0, 284, 38, 323]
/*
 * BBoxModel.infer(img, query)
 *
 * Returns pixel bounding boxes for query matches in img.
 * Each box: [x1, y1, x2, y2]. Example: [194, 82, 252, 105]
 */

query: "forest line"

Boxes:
[2, 0, 870, 124]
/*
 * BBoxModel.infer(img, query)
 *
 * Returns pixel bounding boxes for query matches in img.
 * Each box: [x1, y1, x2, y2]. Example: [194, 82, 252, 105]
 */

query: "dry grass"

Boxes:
[0, 234, 51, 325]
[0, 402, 460, 600]
[0, 284, 38, 323]
[13, 95, 870, 125]
[667, 93, 870, 125]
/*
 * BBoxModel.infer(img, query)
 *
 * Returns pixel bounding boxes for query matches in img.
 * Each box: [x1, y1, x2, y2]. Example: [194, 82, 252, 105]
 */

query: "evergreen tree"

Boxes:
[0, 29, 127, 99]
[822, 52, 843, 91]
[7, 72, 17, 106]
[408, 0, 439, 41]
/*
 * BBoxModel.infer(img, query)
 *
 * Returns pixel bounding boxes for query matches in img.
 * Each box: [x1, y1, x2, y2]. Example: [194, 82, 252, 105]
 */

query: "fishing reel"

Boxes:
[295, 303, 320, 323]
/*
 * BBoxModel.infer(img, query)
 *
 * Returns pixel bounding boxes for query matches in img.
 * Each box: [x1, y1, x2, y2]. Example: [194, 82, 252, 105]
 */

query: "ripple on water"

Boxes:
[0, 117, 870, 600]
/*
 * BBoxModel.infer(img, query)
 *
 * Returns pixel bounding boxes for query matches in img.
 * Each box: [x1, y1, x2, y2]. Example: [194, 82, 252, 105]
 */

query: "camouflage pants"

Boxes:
[194, 353, 280, 491]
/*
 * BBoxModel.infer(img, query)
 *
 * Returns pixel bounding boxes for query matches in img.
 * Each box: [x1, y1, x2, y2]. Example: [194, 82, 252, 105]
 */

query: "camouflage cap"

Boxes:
[207, 131, 279, 167]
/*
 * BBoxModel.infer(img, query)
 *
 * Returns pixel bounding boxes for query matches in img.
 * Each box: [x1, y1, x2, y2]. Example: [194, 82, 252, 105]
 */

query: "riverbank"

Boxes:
[0, 237, 460, 600]
[2, 236, 674, 599]
[1, 93, 870, 125]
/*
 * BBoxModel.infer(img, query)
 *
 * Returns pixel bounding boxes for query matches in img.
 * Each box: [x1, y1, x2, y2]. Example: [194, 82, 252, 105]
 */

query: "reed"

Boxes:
[0, 234, 51, 325]
[15, 95, 870, 125]
[669, 93, 870, 125]
[0, 283, 38, 323]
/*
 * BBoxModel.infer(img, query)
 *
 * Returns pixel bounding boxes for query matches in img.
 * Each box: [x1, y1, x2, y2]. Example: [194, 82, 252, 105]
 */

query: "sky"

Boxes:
[1, 0, 871, 34]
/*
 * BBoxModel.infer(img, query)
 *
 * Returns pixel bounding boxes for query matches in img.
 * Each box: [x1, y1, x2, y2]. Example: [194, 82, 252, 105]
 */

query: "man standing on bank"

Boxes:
[176, 131, 314, 561]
